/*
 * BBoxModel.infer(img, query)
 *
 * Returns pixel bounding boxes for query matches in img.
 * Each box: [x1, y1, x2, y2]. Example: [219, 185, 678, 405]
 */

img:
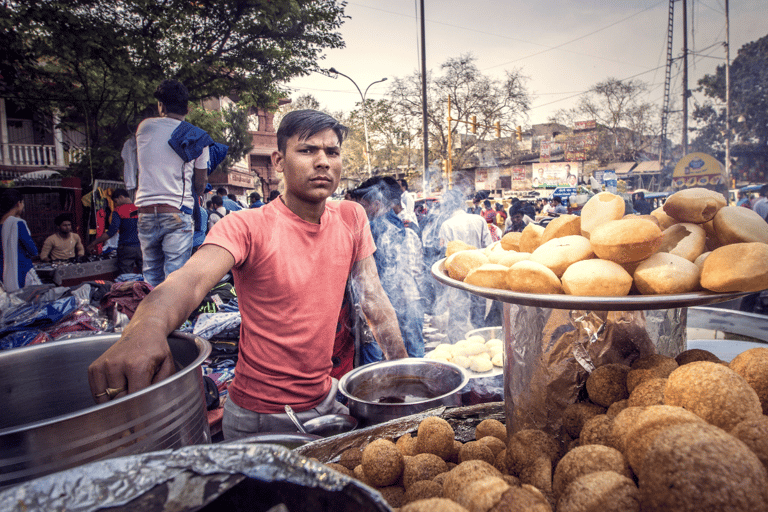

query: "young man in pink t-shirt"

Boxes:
[88, 110, 408, 438]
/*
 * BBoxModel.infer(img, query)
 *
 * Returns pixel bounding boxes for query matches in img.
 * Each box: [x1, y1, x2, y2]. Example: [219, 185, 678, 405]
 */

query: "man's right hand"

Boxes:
[88, 328, 176, 403]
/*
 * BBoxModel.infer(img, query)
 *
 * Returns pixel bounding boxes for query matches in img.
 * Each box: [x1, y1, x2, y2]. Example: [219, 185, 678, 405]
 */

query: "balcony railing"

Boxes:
[1, 144, 85, 167]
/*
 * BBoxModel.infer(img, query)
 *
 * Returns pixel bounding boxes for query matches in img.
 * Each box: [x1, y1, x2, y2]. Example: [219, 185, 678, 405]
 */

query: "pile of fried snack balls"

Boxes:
[444, 187, 768, 296]
[317, 347, 768, 511]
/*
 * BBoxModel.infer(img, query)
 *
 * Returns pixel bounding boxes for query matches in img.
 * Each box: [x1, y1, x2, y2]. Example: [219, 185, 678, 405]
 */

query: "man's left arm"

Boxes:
[350, 255, 408, 360]
[75, 234, 85, 257]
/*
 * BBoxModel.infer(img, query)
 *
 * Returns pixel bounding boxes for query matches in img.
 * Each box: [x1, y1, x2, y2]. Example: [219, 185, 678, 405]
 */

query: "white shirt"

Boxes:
[439, 210, 493, 250]
[134, 117, 209, 210]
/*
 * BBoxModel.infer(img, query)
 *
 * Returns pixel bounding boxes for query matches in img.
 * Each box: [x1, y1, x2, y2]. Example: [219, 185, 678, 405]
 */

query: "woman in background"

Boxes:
[1, 188, 40, 291]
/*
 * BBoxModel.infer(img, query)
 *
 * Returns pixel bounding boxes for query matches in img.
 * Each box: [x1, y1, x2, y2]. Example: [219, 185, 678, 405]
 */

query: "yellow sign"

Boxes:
[672, 153, 726, 188]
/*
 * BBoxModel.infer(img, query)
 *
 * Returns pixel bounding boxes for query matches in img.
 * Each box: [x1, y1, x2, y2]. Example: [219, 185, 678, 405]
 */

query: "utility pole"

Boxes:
[724, 0, 732, 189]
[682, 0, 689, 155]
[420, 0, 429, 196]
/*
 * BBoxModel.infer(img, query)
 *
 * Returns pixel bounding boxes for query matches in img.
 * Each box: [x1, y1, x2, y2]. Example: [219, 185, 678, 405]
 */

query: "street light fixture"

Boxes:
[329, 67, 387, 175]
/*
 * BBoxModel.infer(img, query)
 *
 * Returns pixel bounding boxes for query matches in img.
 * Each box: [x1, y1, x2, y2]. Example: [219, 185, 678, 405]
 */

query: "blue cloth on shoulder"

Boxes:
[167, 121, 214, 163]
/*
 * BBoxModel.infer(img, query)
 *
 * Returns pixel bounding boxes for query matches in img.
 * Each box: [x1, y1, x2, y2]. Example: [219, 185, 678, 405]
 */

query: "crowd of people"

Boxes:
[4, 78, 768, 440]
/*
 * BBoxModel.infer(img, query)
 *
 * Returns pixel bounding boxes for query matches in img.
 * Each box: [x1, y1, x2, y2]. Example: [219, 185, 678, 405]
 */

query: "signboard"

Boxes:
[531, 162, 579, 188]
[511, 167, 526, 181]
[672, 153, 726, 189]
[574, 120, 596, 131]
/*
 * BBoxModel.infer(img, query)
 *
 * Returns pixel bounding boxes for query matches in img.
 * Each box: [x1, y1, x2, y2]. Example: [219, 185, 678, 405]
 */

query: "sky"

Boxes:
[285, 0, 768, 134]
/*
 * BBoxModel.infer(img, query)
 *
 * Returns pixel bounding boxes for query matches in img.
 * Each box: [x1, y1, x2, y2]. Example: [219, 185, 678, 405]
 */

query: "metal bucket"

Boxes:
[0, 331, 211, 489]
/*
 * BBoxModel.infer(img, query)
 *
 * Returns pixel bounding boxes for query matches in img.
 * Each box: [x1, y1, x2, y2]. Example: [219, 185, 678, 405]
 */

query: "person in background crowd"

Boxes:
[1, 188, 41, 291]
[134, 79, 209, 287]
[350, 176, 425, 362]
[86, 189, 141, 274]
[632, 191, 652, 215]
[267, 190, 280, 203]
[208, 195, 227, 230]
[437, 189, 494, 341]
[228, 193, 246, 209]
[249, 192, 265, 208]
[753, 185, 768, 220]
[504, 208, 527, 234]
[468, 193, 483, 215]
[40, 213, 85, 262]
[549, 196, 568, 215]
[192, 196, 208, 254]
[88, 109, 407, 440]
[216, 188, 242, 212]
[494, 203, 507, 230]
[397, 178, 419, 227]
[736, 190, 750, 207]
[481, 199, 496, 224]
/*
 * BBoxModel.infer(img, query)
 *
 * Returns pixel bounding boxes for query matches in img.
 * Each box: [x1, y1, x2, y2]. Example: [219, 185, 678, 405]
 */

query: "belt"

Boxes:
[138, 205, 182, 214]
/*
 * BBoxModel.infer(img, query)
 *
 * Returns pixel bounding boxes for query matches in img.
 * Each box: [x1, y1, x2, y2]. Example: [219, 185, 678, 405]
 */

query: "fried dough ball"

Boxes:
[442, 460, 502, 502]
[401, 498, 470, 512]
[489, 485, 553, 512]
[606, 399, 629, 418]
[476, 418, 507, 443]
[353, 464, 372, 486]
[397, 433, 420, 456]
[579, 414, 614, 448]
[403, 453, 449, 489]
[504, 429, 560, 476]
[432, 470, 450, 487]
[446, 240, 477, 257]
[447, 440, 462, 464]
[585, 363, 630, 407]
[416, 417, 456, 460]
[621, 405, 705, 471]
[637, 422, 768, 512]
[663, 361, 763, 431]
[627, 354, 678, 392]
[562, 402, 607, 439]
[477, 435, 507, 457]
[403, 480, 442, 505]
[325, 462, 354, 478]
[494, 449, 511, 474]
[731, 416, 768, 472]
[625, 369, 658, 394]
[674, 348, 720, 366]
[500, 232, 523, 251]
[339, 446, 364, 470]
[729, 347, 768, 415]
[552, 445, 632, 499]
[627, 378, 667, 407]
[362, 438, 405, 487]
[454, 476, 511, 512]
[446, 250, 489, 281]
[469, 356, 494, 373]
[379, 485, 406, 508]
[519, 455, 553, 494]
[610, 406, 647, 453]
[557, 471, 640, 512]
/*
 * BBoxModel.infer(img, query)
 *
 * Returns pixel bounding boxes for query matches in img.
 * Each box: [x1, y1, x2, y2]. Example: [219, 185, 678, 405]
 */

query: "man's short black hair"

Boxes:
[54, 213, 73, 226]
[635, 191, 645, 199]
[350, 176, 402, 207]
[153, 79, 189, 116]
[0, 188, 23, 216]
[227, 193, 237, 201]
[276, 109, 349, 154]
[216, 187, 228, 196]
[761, 184, 768, 197]
[398, 178, 408, 190]
[268, 190, 280, 202]
[552, 197, 562, 204]
[211, 195, 223, 207]
[483, 199, 491, 208]
[250, 192, 261, 201]
[112, 188, 130, 199]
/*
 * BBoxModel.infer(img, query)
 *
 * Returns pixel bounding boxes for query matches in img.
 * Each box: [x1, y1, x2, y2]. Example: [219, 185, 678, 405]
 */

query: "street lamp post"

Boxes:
[329, 67, 387, 175]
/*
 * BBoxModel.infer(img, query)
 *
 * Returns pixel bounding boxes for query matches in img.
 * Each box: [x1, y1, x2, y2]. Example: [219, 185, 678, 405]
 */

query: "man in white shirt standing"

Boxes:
[134, 79, 209, 287]
[398, 178, 418, 227]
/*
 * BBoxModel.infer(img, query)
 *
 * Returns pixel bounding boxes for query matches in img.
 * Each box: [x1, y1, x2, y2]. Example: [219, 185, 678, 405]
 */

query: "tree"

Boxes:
[555, 78, 658, 164]
[692, 33, 768, 157]
[1, 0, 347, 182]
[388, 54, 531, 185]
[186, 102, 252, 174]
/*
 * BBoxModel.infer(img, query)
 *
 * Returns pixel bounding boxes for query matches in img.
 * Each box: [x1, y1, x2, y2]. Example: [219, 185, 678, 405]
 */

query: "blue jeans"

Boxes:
[361, 300, 424, 364]
[138, 212, 193, 287]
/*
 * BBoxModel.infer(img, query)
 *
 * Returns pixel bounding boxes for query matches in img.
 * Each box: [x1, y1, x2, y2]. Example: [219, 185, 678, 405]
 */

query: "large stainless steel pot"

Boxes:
[339, 359, 469, 427]
[0, 331, 211, 489]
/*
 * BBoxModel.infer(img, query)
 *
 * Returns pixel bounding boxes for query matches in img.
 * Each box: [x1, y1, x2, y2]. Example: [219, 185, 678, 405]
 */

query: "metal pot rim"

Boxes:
[338, 359, 470, 406]
[0, 331, 211, 436]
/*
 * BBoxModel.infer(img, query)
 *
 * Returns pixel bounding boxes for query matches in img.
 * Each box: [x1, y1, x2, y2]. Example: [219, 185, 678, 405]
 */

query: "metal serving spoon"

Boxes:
[284, 405, 308, 434]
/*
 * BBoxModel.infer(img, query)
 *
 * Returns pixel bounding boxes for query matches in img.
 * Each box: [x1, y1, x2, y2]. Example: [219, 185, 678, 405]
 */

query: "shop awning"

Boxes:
[613, 162, 637, 175]
[632, 161, 663, 174]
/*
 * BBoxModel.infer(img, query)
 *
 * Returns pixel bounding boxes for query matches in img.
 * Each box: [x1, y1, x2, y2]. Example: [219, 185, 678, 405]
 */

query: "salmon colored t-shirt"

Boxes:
[203, 199, 375, 413]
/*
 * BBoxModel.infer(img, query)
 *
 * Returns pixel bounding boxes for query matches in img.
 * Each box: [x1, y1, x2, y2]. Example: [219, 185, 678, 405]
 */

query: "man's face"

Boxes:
[58, 221, 72, 234]
[273, 128, 341, 205]
[512, 213, 524, 225]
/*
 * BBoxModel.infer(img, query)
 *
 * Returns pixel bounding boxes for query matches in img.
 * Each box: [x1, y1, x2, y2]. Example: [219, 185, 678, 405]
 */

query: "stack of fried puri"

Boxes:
[442, 188, 768, 296]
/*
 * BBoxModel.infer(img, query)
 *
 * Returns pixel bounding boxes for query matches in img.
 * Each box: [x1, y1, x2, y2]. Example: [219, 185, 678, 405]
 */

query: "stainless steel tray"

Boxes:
[431, 258, 749, 311]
